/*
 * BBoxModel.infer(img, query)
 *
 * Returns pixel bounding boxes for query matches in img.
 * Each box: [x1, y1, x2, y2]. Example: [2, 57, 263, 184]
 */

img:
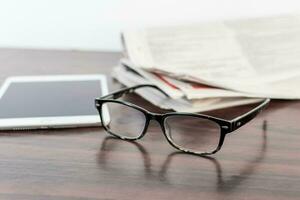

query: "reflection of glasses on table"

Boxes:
[95, 84, 270, 156]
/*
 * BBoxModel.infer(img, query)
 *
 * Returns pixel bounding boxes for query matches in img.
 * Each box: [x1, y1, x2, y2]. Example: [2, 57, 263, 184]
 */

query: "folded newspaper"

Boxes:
[112, 14, 300, 112]
[112, 62, 262, 112]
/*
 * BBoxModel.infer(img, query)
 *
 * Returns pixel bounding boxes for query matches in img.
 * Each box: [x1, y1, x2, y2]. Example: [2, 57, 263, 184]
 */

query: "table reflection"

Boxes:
[97, 121, 268, 193]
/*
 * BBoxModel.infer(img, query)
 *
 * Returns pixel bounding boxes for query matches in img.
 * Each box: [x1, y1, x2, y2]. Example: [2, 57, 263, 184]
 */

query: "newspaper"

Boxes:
[112, 65, 262, 112]
[122, 14, 300, 99]
[121, 59, 250, 99]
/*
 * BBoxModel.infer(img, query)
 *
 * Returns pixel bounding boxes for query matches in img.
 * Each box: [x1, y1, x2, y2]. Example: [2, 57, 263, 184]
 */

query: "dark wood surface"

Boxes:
[0, 48, 299, 200]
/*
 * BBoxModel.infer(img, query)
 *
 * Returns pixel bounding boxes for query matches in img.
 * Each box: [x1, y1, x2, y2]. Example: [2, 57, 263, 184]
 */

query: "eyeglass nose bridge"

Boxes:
[148, 112, 164, 122]
[145, 112, 169, 138]
[145, 112, 175, 149]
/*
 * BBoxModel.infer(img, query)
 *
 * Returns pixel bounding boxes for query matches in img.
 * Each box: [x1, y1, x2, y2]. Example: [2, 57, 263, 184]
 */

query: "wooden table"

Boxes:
[0, 48, 299, 200]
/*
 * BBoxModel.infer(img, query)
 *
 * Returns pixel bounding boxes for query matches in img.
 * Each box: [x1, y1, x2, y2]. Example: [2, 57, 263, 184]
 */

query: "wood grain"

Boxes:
[0, 48, 299, 200]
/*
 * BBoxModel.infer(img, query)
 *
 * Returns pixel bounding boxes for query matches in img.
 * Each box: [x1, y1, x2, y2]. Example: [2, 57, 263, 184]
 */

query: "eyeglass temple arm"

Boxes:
[229, 98, 270, 132]
[99, 84, 170, 100]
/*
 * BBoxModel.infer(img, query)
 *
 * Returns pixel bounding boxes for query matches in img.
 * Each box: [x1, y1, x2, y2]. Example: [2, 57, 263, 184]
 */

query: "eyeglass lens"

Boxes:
[164, 115, 221, 153]
[102, 102, 146, 139]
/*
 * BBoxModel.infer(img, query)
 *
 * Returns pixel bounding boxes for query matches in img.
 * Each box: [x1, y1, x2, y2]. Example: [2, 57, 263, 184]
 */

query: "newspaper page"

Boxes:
[112, 65, 262, 112]
[121, 60, 184, 99]
[122, 14, 300, 99]
[121, 59, 251, 99]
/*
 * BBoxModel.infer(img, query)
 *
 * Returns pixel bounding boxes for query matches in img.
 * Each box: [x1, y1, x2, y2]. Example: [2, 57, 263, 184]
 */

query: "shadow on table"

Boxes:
[160, 121, 268, 193]
[97, 120, 268, 193]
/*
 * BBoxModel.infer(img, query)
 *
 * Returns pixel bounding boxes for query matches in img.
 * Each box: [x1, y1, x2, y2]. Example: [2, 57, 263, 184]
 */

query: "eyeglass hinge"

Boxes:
[221, 125, 229, 130]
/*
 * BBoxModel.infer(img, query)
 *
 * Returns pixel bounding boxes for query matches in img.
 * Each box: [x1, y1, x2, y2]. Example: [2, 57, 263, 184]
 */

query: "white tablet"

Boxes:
[0, 75, 110, 130]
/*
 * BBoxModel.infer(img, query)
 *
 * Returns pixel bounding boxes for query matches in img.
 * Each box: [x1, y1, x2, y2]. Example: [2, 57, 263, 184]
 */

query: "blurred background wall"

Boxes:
[0, 0, 299, 51]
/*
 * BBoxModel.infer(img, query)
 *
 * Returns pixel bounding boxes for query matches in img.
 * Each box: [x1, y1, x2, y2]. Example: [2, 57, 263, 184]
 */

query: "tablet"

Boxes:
[0, 75, 110, 130]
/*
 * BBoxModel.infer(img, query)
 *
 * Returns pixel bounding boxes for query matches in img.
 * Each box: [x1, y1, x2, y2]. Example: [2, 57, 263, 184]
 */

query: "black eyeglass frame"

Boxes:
[95, 84, 270, 156]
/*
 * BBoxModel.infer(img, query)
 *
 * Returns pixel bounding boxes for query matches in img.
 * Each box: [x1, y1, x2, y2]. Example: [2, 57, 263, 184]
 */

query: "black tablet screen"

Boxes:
[0, 80, 103, 118]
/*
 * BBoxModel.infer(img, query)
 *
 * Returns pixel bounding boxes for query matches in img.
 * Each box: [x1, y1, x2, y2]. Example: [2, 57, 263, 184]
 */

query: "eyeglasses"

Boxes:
[95, 84, 270, 156]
